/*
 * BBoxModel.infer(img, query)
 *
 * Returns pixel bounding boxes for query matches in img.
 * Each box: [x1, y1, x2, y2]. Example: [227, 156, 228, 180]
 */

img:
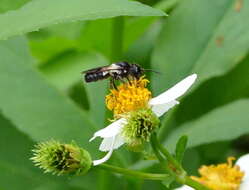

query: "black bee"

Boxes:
[82, 62, 145, 88]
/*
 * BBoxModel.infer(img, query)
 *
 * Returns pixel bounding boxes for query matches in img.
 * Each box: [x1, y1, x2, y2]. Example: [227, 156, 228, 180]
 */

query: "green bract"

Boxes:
[31, 140, 92, 175]
[122, 108, 160, 150]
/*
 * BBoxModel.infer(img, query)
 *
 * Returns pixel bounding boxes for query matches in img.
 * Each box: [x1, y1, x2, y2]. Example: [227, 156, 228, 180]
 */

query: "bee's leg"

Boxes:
[110, 78, 117, 90]
[118, 77, 127, 84]
[126, 76, 132, 85]
[113, 81, 117, 90]
[136, 75, 141, 80]
[134, 75, 139, 80]
[110, 78, 114, 88]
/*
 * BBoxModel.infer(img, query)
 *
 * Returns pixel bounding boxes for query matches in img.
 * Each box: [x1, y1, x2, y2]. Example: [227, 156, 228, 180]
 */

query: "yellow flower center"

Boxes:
[191, 157, 244, 190]
[105, 77, 152, 116]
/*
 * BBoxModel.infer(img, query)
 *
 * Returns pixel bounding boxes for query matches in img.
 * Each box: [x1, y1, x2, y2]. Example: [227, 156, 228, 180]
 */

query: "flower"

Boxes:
[175, 154, 249, 190]
[191, 157, 244, 190]
[106, 77, 152, 117]
[31, 140, 92, 175]
[91, 74, 197, 166]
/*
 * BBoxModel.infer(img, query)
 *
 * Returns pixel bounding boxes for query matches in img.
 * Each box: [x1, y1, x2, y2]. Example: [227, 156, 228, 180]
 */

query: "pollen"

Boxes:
[105, 77, 152, 116]
[191, 157, 244, 190]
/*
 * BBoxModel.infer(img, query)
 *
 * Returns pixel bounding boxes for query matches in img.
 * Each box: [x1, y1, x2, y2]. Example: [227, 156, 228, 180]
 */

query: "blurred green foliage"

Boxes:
[0, 0, 248, 189]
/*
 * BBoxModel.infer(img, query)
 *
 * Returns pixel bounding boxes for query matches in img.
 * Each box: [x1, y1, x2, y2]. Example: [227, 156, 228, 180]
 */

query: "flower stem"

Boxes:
[150, 133, 185, 184]
[111, 16, 124, 62]
[150, 133, 212, 190]
[96, 164, 169, 181]
[185, 177, 211, 190]
[150, 133, 165, 164]
[151, 133, 183, 172]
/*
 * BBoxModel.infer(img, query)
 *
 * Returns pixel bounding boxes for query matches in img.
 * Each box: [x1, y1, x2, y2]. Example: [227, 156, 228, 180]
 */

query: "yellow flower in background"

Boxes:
[175, 154, 249, 190]
[192, 157, 244, 190]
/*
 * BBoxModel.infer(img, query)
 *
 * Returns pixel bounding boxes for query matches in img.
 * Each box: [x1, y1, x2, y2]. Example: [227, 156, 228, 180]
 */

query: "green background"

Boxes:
[0, 0, 248, 189]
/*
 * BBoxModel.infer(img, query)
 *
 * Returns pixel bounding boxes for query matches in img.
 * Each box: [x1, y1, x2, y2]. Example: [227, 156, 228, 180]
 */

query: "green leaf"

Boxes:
[123, 17, 156, 51]
[182, 149, 200, 175]
[0, 113, 75, 190]
[0, 0, 30, 13]
[0, 115, 39, 189]
[40, 50, 108, 127]
[0, 0, 165, 40]
[77, 19, 112, 58]
[161, 175, 175, 188]
[28, 21, 85, 63]
[170, 54, 249, 127]
[175, 135, 188, 163]
[125, 19, 162, 65]
[164, 99, 249, 152]
[29, 37, 77, 64]
[40, 51, 107, 90]
[152, 0, 249, 94]
[84, 81, 108, 128]
[0, 37, 98, 155]
[77, 17, 158, 59]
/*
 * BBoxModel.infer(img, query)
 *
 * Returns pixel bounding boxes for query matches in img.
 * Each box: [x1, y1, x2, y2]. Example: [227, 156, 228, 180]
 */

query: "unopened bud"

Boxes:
[31, 140, 92, 175]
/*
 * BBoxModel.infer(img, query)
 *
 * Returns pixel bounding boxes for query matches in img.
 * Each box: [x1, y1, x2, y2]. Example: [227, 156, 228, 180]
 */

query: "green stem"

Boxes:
[151, 133, 212, 190]
[111, 16, 124, 62]
[96, 164, 169, 181]
[151, 133, 185, 184]
[150, 134, 165, 164]
[151, 133, 183, 172]
[185, 177, 212, 190]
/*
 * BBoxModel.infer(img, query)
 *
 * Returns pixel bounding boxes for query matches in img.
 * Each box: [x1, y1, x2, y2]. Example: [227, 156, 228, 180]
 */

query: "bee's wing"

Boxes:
[81, 65, 123, 74]
[81, 66, 109, 74]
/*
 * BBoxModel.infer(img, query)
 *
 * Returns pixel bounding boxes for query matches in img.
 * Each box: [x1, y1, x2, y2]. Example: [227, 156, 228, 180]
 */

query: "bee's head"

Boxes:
[130, 64, 143, 79]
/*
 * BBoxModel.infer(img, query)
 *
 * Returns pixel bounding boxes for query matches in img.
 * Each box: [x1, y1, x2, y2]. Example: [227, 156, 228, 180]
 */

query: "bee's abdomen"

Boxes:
[85, 72, 109, 82]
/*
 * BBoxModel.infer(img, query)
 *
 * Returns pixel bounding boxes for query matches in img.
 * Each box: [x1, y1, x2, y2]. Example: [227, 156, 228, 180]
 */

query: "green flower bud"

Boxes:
[31, 140, 92, 175]
[122, 108, 160, 151]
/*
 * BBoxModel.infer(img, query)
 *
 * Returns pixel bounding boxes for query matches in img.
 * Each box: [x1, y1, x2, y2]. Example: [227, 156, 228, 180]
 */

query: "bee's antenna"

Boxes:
[143, 69, 162, 74]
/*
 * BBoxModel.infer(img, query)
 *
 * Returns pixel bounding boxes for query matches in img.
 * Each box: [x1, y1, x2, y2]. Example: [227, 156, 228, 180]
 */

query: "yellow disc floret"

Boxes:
[191, 157, 244, 190]
[105, 77, 151, 116]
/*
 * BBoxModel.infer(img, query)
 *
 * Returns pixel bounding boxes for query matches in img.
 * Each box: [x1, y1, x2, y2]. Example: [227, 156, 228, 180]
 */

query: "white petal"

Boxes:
[93, 136, 116, 166]
[236, 154, 249, 181]
[99, 135, 125, 152]
[92, 149, 114, 166]
[99, 137, 114, 152]
[149, 74, 197, 105]
[175, 185, 194, 190]
[240, 180, 249, 190]
[89, 118, 127, 141]
[150, 100, 179, 117]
